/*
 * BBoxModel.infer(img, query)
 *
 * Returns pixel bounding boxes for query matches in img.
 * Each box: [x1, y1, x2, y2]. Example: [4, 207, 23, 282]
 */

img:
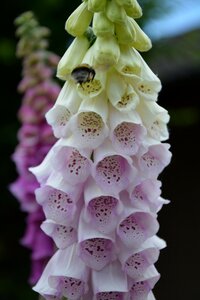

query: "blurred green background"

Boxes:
[0, 1, 200, 299]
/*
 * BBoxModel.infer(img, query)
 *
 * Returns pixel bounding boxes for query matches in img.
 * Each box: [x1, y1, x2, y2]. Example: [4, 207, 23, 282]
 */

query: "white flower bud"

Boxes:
[123, 0, 143, 19]
[93, 36, 120, 67]
[93, 12, 115, 37]
[115, 18, 135, 45]
[106, 0, 127, 23]
[87, 0, 107, 12]
[128, 17, 152, 52]
[65, 2, 93, 37]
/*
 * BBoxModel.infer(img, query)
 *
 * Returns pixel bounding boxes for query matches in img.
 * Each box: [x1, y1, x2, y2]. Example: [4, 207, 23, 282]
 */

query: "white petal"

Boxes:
[33, 244, 89, 299]
[92, 261, 128, 294]
[78, 209, 115, 243]
[107, 71, 126, 105]
[125, 48, 161, 101]
[45, 82, 82, 138]
[41, 219, 77, 249]
[137, 100, 169, 141]
[67, 93, 109, 149]
[116, 45, 142, 76]
[107, 70, 139, 111]
[29, 139, 63, 184]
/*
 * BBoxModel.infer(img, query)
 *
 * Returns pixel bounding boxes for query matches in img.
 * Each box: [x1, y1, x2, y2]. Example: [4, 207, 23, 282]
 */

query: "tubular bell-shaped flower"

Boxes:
[109, 106, 146, 155]
[83, 177, 123, 234]
[92, 261, 128, 299]
[11, 11, 61, 284]
[33, 244, 90, 299]
[29, 0, 171, 298]
[66, 93, 109, 149]
[92, 140, 137, 194]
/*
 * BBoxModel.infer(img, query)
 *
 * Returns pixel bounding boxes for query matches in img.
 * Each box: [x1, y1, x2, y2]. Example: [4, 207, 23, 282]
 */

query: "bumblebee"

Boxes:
[71, 64, 96, 84]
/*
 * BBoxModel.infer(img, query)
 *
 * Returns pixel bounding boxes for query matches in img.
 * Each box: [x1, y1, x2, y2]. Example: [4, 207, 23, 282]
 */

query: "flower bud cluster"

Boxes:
[31, 1, 171, 299]
[10, 12, 61, 285]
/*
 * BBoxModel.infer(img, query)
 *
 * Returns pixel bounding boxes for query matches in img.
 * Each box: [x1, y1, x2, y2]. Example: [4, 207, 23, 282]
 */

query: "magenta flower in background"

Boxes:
[10, 11, 61, 285]
[25, 1, 171, 299]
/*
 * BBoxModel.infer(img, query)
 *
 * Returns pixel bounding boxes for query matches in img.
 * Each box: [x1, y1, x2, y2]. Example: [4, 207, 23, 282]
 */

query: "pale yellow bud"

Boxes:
[115, 18, 135, 45]
[115, 0, 133, 5]
[128, 17, 152, 51]
[93, 12, 115, 37]
[93, 36, 120, 67]
[106, 0, 126, 23]
[123, 0, 143, 19]
[65, 2, 93, 37]
[57, 35, 90, 80]
[87, 0, 107, 12]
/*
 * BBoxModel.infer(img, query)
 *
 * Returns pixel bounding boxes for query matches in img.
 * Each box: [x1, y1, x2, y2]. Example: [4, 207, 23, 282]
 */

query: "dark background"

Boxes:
[0, 1, 200, 299]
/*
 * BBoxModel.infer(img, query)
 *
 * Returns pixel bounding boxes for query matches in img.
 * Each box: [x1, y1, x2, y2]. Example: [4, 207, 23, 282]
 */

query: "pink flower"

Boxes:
[11, 11, 61, 284]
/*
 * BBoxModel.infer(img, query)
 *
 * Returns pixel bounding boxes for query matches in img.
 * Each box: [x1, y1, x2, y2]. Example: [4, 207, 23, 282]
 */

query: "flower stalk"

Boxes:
[29, 1, 171, 299]
[10, 11, 61, 285]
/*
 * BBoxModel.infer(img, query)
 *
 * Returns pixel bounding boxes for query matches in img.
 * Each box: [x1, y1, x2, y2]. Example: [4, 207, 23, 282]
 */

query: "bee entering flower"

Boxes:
[71, 64, 96, 85]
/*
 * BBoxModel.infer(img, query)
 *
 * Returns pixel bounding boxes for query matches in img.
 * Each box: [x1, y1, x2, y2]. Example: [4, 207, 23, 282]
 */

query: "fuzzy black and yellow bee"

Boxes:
[71, 64, 96, 85]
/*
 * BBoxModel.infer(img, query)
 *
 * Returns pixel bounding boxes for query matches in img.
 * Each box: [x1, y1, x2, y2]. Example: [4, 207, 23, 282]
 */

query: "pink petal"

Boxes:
[35, 185, 81, 226]
[129, 179, 169, 212]
[93, 140, 137, 194]
[78, 212, 115, 270]
[41, 220, 77, 249]
[78, 237, 114, 271]
[109, 107, 146, 156]
[83, 178, 122, 234]
[128, 266, 160, 300]
[117, 210, 159, 249]
[118, 236, 166, 280]
[138, 143, 172, 178]
[123, 248, 159, 280]
[52, 144, 91, 185]
[112, 122, 146, 156]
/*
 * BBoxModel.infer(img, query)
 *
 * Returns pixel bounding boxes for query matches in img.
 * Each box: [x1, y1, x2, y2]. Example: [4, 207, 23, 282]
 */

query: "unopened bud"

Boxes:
[123, 0, 143, 18]
[93, 12, 115, 37]
[65, 2, 93, 37]
[115, 18, 135, 45]
[106, 0, 126, 23]
[128, 17, 152, 51]
[93, 35, 120, 67]
[87, 0, 107, 12]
